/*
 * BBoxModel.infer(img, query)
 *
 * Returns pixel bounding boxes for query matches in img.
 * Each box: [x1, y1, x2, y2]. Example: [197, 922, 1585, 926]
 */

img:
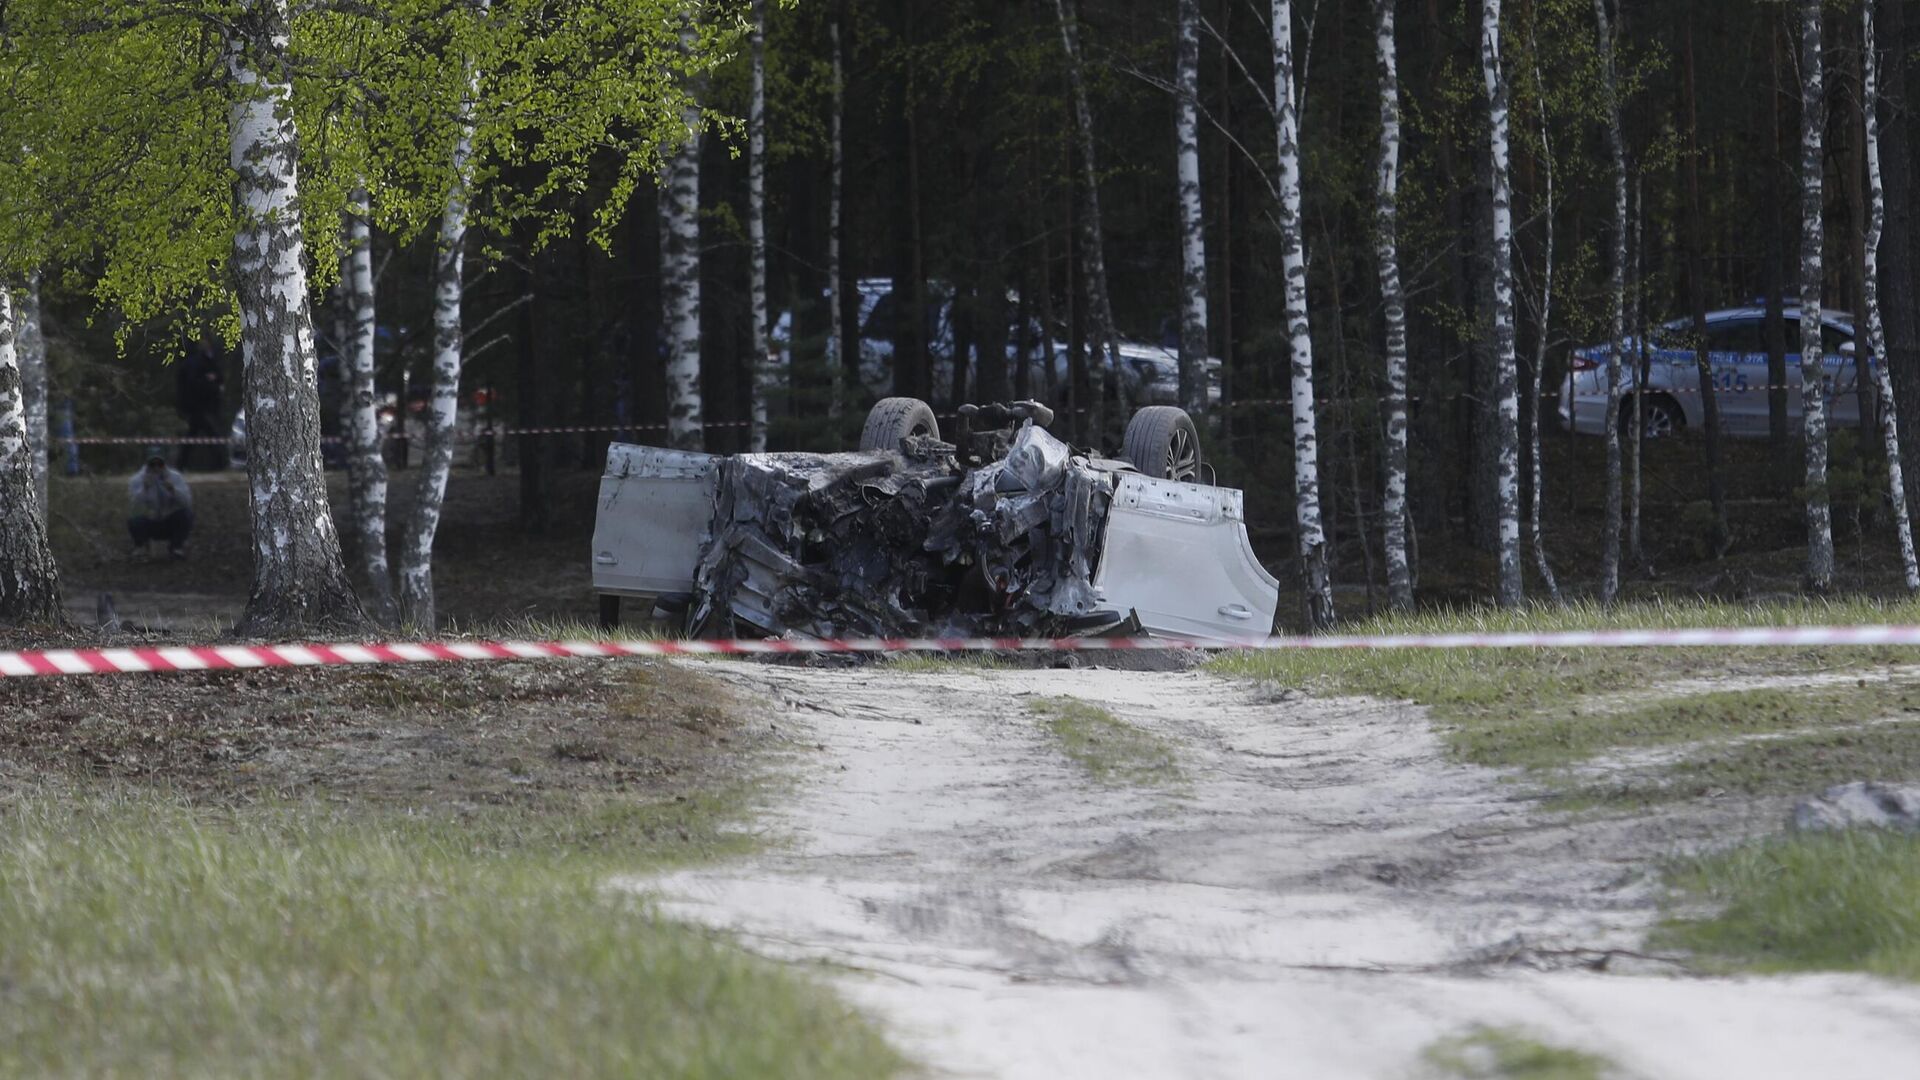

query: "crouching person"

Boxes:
[129, 453, 194, 559]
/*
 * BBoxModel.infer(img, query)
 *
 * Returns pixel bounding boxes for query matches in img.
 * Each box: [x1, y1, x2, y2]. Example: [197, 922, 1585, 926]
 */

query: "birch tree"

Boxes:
[226, 0, 367, 634]
[0, 283, 60, 624]
[1864, 0, 1919, 591]
[1593, 0, 1627, 604]
[1799, 0, 1835, 592]
[341, 191, 393, 624]
[747, 0, 771, 451]
[18, 272, 47, 521]
[1054, 0, 1121, 436]
[1482, 0, 1522, 608]
[1524, 18, 1559, 603]
[396, 1, 488, 631]
[659, 25, 706, 452]
[1274, 0, 1333, 628]
[1174, 0, 1208, 417]
[1374, 0, 1412, 612]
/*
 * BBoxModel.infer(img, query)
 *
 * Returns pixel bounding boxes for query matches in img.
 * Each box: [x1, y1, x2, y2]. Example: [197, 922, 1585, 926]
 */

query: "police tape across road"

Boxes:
[8, 623, 1920, 678]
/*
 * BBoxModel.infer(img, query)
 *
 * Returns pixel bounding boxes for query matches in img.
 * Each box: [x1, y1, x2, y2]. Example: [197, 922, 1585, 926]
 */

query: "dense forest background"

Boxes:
[28, 0, 1920, 625]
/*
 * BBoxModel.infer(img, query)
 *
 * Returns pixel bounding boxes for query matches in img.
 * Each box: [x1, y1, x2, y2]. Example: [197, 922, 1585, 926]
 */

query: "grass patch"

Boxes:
[1421, 1025, 1617, 1080]
[1566, 721, 1920, 808]
[1029, 696, 1182, 788]
[1212, 599, 1920, 773]
[1655, 829, 1920, 981]
[0, 792, 902, 1078]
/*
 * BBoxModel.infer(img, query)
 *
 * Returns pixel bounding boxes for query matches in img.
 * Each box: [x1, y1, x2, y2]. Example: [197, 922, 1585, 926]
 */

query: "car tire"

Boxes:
[859, 397, 940, 451]
[1618, 395, 1683, 442]
[1124, 406, 1203, 482]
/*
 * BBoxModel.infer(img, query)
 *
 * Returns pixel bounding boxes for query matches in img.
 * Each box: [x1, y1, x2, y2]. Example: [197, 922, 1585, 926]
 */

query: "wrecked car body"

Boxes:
[591, 401, 1279, 644]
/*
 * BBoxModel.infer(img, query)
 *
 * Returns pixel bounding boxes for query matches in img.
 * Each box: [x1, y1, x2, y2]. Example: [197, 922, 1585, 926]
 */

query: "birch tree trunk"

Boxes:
[0, 284, 60, 624]
[1374, 0, 1413, 612]
[226, 0, 365, 636]
[660, 37, 705, 452]
[1593, 0, 1627, 604]
[826, 11, 845, 423]
[1526, 28, 1560, 603]
[17, 271, 46, 522]
[747, 0, 771, 452]
[1174, 0, 1209, 417]
[1864, 1, 1920, 591]
[1274, 0, 1334, 628]
[1800, 0, 1836, 592]
[397, 21, 484, 632]
[1482, 0, 1522, 607]
[343, 190, 393, 624]
[1054, 0, 1119, 437]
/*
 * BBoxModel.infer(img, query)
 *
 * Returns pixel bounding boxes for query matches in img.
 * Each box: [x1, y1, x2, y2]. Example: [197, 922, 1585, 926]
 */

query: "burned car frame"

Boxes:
[591, 399, 1280, 644]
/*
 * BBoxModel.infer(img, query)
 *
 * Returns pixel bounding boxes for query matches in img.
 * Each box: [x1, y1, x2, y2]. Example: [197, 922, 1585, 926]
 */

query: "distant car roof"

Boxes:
[1685, 306, 1856, 328]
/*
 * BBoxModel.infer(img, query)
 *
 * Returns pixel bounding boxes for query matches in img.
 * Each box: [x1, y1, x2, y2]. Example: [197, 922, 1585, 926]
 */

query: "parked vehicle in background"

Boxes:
[1560, 306, 1868, 439]
[771, 277, 1222, 411]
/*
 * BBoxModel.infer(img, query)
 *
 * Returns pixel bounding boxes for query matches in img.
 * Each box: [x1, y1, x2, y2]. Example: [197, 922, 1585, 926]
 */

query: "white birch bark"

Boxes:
[1482, 0, 1522, 608]
[659, 37, 705, 452]
[226, 0, 364, 635]
[827, 12, 844, 422]
[1864, 0, 1920, 592]
[1374, 0, 1412, 612]
[1800, 0, 1836, 591]
[1593, 0, 1626, 604]
[18, 271, 46, 522]
[1274, 0, 1334, 628]
[1054, 0, 1120, 434]
[0, 283, 61, 623]
[748, 0, 771, 451]
[1175, 0, 1209, 417]
[1526, 32, 1561, 603]
[397, 4, 488, 631]
[343, 188, 393, 623]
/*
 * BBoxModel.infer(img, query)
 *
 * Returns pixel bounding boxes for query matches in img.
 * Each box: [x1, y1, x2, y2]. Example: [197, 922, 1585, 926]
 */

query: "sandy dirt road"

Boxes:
[628, 663, 1920, 1079]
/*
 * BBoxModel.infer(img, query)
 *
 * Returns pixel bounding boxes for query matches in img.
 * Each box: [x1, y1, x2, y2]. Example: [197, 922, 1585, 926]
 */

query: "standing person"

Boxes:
[128, 453, 195, 559]
[175, 339, 226, 470]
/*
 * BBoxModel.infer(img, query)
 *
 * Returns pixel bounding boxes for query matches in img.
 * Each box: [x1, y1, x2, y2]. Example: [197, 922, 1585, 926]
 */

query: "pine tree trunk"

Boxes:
[1767, 12, 1793, 473]
[397, 26, 484, 632]
[1878, 0, 1920, 514]
[226, 0, 365, 636]
[1054, 0, 1118, 438]
[1593, 0, 1626, 605]
[826, 10, 845, 423]
[17, 271, 46, 522]
[1482, 0, 1522, 607]
[1682, 7, 1730, 557]
[0, 284, 61, 625]
[343, 190, 393, 624]
[746, 0, 771, 451]
[1174, 0, 1209, 417]
[1526, 22, 1560, 603]
[1374, 0, 1413, 612]
[1628, 178, 1645, 567]
[1864, 1, 1920, 591]
[1800, 0, 1836, 592]
[1274, 0, 1334, 629]
[659, 42, 705, 452]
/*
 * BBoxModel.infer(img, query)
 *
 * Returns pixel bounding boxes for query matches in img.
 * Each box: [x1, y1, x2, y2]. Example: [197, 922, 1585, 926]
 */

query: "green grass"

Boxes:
[1212, 599, 1920, 772]
[1029, 696, 1183, 788]
[1421, 1025, 1617, 1080]
[1655, 829, 1920, 981]
[0, 793, 903, 1078]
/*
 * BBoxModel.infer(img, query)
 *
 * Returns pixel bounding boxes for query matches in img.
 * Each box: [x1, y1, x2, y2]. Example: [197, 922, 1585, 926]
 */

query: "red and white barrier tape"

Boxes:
[6, 624, 1920, 679]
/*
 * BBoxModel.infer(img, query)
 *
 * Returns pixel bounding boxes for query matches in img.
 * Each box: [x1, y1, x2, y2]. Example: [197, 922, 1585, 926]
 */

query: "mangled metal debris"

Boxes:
[592, 400, 1280, 643]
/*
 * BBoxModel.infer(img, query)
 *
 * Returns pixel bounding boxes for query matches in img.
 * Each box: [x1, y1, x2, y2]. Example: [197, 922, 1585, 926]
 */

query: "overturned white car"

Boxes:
[591, 399, 1279, 644]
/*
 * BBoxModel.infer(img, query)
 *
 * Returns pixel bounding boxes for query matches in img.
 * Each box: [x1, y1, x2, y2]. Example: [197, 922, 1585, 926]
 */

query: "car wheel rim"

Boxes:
[1166, 428, 1199, 481]
[1647, 409, 1675, 438]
